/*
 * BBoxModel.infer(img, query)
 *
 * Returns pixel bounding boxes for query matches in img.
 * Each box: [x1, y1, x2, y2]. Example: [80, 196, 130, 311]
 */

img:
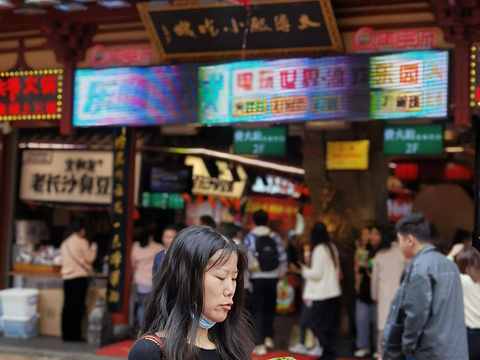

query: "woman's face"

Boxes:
[360, 228, 370, 247]
[370, 227, 382, 248]
[162, 229, 177, 249]
[203, 251, 238, 324]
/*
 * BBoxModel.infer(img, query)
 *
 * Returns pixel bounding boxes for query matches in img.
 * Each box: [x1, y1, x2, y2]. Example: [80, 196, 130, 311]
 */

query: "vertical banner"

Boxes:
[107, 127, 131, 313]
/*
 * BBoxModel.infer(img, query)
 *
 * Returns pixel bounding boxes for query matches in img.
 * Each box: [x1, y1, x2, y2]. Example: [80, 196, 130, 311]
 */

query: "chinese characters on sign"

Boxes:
[233, 127, 286, 156]
[19, 150, 113, 204]
[200, 51, 448, 124]
[370, 51, 448, 119]
[326, 140, 370, 170]
[137, 0, 343, 61]
[200, 56, 370, 124]
[0, 69, 63, 121]
[185, 155, 247, 198]
[383, 124, 443, 155]
[251, 175, 303, 198]
[89, 45, 154, 68]
[353, 27, 436, 53]
[107, 127, 131, 313]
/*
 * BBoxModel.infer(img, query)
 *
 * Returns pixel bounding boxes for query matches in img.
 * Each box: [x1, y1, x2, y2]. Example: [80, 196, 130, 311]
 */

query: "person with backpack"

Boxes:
[244, 210, 287, 356]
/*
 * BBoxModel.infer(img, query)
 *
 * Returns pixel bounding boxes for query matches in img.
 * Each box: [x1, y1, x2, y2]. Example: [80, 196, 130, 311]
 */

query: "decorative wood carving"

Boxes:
[40, 20, 97, 65]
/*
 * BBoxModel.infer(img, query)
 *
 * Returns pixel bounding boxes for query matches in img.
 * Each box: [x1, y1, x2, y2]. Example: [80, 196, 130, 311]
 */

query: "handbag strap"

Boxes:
[139, 334, 166, 359]
[64, 238, 91, 274]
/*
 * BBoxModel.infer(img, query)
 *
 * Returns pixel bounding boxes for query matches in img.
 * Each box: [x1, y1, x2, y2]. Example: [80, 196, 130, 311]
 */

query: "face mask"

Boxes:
[191, 312, 216, 330]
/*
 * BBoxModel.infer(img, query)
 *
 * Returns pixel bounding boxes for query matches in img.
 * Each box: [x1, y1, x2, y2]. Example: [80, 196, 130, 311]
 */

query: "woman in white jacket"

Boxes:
[301, 221, 341, 360]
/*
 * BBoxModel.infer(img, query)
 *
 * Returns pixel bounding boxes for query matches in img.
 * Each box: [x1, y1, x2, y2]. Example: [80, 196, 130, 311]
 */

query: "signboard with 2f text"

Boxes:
[233, 127, 286, 156]
[383, 124, 444, 155]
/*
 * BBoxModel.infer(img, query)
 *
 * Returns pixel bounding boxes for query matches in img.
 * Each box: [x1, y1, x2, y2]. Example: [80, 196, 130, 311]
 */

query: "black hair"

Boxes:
[377, 225, 397, 252]
[142, 226, 253, 360]
[452, 228, 472, 245]
[224, 223, 242, 240]
[253, 210, 268, 226]
[199, 215, 217, 229]
[395, 213, 431, 243]
[70, 219, 85, 234]
[311, 222, 337, 268]
[138, 231, 156, 248]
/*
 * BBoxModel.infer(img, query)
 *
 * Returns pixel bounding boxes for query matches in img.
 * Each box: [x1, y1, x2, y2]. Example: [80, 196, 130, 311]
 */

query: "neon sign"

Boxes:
[0, 69, 63, 121]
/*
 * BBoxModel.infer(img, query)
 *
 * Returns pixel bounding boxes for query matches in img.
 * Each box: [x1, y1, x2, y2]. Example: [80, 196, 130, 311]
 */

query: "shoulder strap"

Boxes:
[139, 334, 166, 360]
[64, 238, 91, 274]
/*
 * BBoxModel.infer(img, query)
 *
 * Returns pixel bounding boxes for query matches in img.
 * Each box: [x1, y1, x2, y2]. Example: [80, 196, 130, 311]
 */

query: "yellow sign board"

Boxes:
[326, 140, 370, 170]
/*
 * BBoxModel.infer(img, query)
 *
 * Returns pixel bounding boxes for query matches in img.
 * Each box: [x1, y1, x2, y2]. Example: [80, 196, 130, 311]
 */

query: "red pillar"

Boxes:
[60, 64, 75, 136]
[454, 42, 471, 127]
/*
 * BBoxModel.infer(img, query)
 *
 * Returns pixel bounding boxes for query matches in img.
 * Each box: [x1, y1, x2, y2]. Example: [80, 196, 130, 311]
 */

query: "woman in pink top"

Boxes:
[131, 230, 165, 327]
[60, 219, 97, 342]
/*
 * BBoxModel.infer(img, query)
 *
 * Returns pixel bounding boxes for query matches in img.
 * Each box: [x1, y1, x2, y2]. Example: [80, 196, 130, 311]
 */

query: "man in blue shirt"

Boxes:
[382, 214, 468, 360]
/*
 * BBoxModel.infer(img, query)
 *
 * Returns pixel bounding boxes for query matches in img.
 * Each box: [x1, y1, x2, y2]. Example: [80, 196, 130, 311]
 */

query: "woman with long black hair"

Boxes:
[300, 221, 341, 360]
[128, 226, 253, 360]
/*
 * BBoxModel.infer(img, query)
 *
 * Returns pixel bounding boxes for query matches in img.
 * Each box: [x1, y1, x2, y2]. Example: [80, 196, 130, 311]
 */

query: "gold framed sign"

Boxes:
[137, 0, 343, 61]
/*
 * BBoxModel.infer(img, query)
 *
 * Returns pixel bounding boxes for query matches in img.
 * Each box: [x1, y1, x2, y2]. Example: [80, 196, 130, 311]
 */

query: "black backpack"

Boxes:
[255, 234, 279, 271]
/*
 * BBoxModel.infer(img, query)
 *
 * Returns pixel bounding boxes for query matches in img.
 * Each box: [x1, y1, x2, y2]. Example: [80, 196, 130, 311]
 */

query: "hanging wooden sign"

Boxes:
[137, 0, 343, 61]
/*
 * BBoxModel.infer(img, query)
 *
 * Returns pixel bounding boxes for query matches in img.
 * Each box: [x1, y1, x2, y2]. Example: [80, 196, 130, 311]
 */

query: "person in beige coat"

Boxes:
[371, 227, 408, 356]
[60, 219, 97, 342]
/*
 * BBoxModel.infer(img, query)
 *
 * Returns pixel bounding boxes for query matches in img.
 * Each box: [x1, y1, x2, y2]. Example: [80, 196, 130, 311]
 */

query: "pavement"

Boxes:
[0, 336, 125, 360]
[0, 313, 358, 360]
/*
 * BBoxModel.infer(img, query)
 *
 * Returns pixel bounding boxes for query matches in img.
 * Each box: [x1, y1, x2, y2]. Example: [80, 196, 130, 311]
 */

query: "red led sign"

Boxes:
[0, 69, 63, 121]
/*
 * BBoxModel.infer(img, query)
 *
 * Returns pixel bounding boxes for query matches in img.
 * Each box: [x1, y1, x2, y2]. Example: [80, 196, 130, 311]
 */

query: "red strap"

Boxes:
[139, 335, 166, 359]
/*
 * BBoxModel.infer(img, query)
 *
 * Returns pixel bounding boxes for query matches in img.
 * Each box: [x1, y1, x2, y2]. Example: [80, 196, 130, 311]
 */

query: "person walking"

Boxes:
[130, 230, 165, 328]
[151, 225, 178, 276]
[371, 227, 408, 357]
[382, 214, 468, 360]
[456, 246, 480, 360]
[354, 225, 381, 358]
[244, 210, 287, 356]
[297, 222, 341, 360]
[60, 219, 97, 342]
[128, 226, 253, 360]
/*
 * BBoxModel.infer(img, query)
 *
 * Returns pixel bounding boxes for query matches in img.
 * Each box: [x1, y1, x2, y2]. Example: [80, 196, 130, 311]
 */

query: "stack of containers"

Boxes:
[0, 288, 39, 339]
[0, 289, 3, 333]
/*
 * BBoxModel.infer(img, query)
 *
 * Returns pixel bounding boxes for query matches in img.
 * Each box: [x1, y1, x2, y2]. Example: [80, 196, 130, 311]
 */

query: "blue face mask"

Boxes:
[191, 312, 216, 330]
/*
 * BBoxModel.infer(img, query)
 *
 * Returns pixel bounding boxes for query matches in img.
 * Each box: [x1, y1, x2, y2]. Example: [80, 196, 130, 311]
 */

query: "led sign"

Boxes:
[199, 50, 449, 124]
[73, 66, 198, 126]
[0, 69, 63, 121]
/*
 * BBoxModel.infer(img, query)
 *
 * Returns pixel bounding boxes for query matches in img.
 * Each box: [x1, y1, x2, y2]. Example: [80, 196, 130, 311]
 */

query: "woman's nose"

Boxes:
[223, 281, 234, 297]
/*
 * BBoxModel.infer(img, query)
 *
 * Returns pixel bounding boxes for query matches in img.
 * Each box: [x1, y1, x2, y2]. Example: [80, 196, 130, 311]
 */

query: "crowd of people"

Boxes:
[82, 209, 480, 360]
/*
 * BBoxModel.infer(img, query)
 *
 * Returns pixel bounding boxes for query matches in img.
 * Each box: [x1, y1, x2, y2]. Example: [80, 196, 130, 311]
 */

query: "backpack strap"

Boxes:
[138, 334, 166, 360]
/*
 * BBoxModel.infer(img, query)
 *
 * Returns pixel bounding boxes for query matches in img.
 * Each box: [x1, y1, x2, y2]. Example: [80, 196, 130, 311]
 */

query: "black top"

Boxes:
[128, 337, 222, 360]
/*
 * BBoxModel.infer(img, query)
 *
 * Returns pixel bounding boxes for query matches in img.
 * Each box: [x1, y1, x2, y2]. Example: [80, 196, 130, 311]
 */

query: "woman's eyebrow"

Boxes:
[216, 268, 239, 274]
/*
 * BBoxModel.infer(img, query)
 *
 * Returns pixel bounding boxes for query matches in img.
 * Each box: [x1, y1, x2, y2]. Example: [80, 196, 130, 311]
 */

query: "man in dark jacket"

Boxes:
[382, 214, 468, 360]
